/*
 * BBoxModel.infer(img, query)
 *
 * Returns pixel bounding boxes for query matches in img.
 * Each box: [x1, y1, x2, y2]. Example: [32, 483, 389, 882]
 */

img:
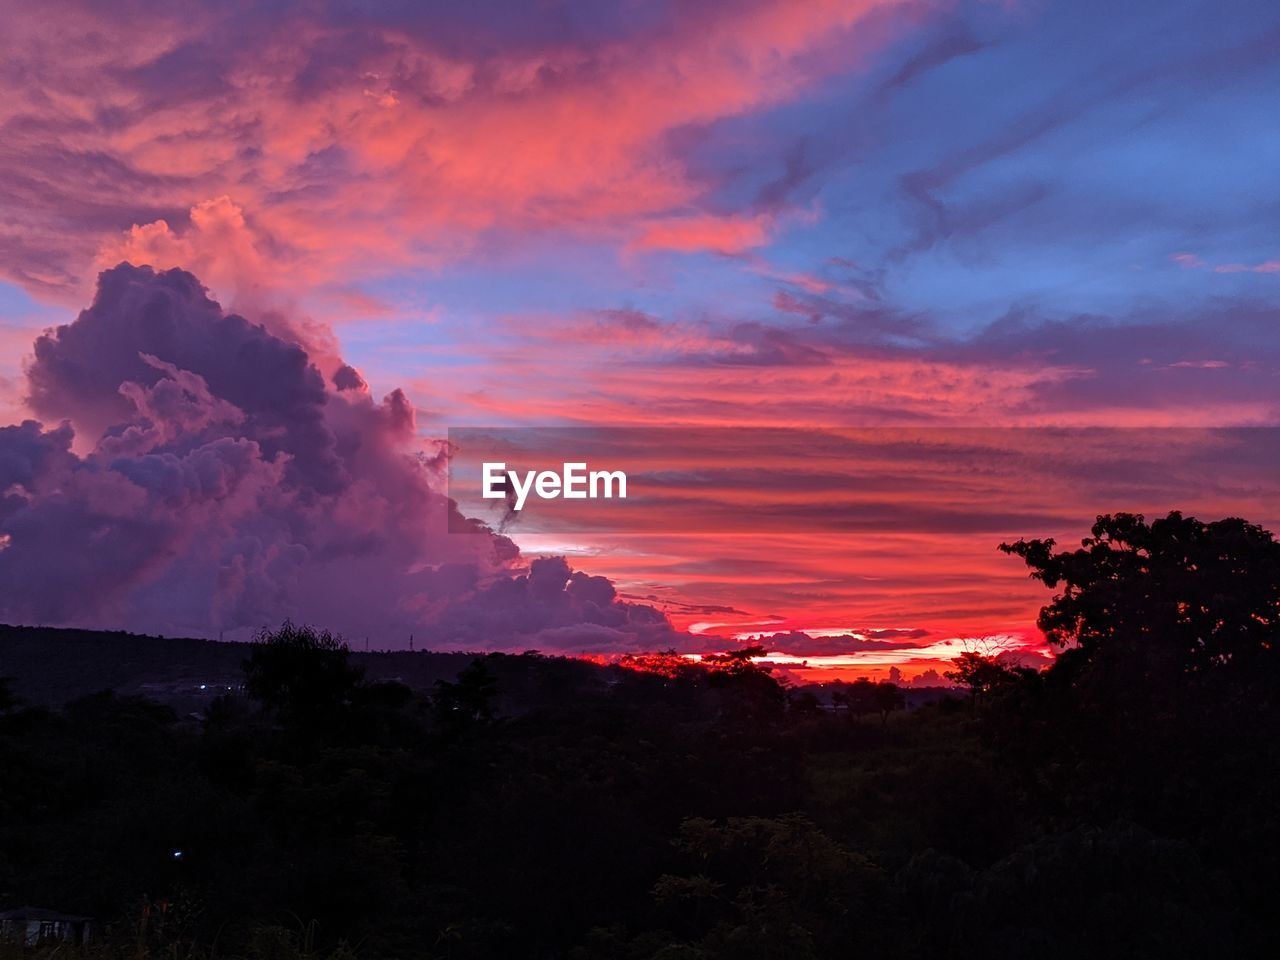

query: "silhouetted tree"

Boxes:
[787, 688, 822, 717]
[703, 645, 786, 725]
[433, 657, 499, 728]
[1001, 511, 1280, 687]
[821, 679, 900, 725]
[242, 621, 364, 724]
[829, 687, 850, 715]
[645, 815, 876, 959]
[701, 645, 770, 678]
[874, 681, 905, 725]
[944, 652, 1019, 706]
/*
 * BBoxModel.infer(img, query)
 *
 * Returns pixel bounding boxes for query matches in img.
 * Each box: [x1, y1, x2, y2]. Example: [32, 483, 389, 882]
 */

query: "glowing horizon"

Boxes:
[2, 0, 1279, 678]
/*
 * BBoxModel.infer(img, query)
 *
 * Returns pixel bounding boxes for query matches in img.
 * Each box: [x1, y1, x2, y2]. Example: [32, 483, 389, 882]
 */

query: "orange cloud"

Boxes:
[98, 198, 280, 307]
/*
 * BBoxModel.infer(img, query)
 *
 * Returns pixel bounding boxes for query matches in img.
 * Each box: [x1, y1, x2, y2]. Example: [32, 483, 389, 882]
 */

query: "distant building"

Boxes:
[0, 906, 96, 945]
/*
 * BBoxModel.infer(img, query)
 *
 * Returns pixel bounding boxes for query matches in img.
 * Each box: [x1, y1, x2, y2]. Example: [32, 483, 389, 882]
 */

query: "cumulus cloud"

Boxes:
[427, 557, 682, 653]
[910, 668, 947, 687]
[94, 196, 352, 377]
[0, 263, 677, 650]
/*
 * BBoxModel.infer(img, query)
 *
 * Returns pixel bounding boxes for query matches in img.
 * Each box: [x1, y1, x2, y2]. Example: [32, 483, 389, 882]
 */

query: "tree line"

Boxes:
[0, 511, 1277, 959]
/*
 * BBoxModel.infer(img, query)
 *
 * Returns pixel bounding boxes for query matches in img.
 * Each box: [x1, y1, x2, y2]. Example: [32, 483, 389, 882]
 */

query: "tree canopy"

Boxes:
[1001, 511, 1280, 691]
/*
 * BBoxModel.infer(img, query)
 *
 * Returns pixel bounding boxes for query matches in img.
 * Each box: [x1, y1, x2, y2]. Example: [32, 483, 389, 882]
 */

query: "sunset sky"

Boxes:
[2, 0, 1279, 679]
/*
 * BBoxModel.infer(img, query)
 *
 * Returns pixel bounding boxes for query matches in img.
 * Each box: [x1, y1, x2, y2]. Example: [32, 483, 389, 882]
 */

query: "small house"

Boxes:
[0, 906, 96, 945]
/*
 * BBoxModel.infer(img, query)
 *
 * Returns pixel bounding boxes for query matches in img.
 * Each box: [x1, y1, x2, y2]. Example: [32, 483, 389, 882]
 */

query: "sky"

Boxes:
[1, 0, 1279, 680]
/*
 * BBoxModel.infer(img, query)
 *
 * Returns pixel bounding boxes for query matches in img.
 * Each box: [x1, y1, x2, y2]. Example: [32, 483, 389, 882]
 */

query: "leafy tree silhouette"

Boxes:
[648, 815, 876, 959]
[433, 657, 500, 729]
[702, 645, 787, 726]
[873, 679, 905, 725]
[993, 510, 1280, 949]
[1000, 511, 1280, 694]
[242, 621, 364, 725]
[944, 651, 1020, 707]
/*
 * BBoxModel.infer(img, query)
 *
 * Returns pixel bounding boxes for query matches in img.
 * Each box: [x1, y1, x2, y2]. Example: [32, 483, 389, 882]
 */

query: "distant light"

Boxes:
[172, 850, 183, 859]
[199, 684, 207, 690]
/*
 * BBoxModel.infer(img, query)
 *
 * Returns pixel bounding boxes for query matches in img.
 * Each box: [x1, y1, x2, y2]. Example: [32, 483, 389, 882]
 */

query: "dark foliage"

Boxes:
[1, 511, 1278, 958]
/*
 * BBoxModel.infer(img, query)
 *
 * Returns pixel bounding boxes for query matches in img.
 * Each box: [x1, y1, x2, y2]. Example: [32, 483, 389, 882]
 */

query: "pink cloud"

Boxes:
[0, 0, 916, 299]
[632, 214, 773, 255]
[1170, 252, 1205, 269]
[1214, 260, 1280, 274]
[1168, 359, 1230, 369]
[1171, 252, 1280, 274]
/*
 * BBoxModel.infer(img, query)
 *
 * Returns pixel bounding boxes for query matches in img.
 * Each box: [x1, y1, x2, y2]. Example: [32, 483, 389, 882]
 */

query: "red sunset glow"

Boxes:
[2, 0, 1279, 682]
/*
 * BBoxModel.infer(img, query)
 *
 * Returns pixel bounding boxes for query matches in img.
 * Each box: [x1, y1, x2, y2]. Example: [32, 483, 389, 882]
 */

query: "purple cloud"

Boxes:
[0, 264, 677, 651]
[749, 630, 930, 657]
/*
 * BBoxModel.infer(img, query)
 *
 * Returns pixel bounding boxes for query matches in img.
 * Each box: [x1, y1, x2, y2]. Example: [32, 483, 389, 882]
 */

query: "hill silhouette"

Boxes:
[0, 624, 612, 715]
